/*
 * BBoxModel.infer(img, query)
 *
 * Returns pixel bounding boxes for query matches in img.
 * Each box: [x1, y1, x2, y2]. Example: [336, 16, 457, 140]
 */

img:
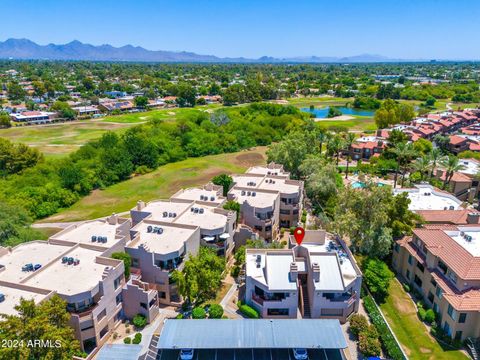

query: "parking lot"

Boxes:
[155, 348, 343, 360]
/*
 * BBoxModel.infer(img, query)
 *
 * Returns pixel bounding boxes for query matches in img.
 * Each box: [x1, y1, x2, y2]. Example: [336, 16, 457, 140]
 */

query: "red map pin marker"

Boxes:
[294, 227, 305, 245]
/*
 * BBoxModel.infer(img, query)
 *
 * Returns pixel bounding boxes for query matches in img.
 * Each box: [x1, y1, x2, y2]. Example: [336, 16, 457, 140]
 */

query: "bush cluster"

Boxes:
[132, 333, 142, 344]
[237, 302, 259, 319]
[132, 314, 147, 328]
[363, 295, 405, 360]
[349, 314, 381, 357]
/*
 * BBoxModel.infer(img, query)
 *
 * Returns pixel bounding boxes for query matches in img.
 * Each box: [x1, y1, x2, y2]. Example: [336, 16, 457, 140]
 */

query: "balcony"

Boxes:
[71, 303, 99, 319]
[252, 291, 288, 306]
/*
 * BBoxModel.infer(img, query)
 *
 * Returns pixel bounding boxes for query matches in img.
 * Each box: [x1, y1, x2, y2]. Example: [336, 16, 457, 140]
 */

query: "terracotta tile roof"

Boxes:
[449, 135, 468, 145]
[413, 228, 480, 280]
[438, 171, 473, 183]
[431, 270, 480, 311]
[416, 209, 480, 225]
[469, 143, 480, 151]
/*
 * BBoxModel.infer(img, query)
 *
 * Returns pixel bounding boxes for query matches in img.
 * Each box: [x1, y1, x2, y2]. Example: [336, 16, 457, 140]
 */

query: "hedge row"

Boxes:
[238, 303, 259, 318]
[363, 295, 405, 360]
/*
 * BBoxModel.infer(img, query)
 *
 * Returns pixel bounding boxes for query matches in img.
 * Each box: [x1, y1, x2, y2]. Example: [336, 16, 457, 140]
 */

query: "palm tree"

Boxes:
[429, 147, 443, 179]
[440, 155, 466, 189]
[318, 130, 328, 156]
[327, 134, 344, 166]
[392, 142, 417, 188]
[343, 133, 356, 179]
[413, 155, 431, 181]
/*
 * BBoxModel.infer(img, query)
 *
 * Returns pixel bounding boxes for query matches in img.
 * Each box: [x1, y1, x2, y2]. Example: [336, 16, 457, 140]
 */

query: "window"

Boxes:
[254, 225, 262, 231]
[438, 260, 448, 274]
[97, 309, 106, 322]
[406, 269, 411, 280]
[265, 225, 272, 232]
[414, 275, 422, 288]
[394, 243, 400, 252]
[99, 325, 108, 339]
[455, 331, 463, 341]
[267, 308, 289, 316]
[416, 262, 425, 273]
[113, 275, 123, 290]
[447, 270, 457, 284]
[116, 293, 122, 305]
[430, 277, 437, 287]
[408, 255, 413, 265]
[131, 258, 139, 267]
[459, 313, 467, 324]
[427, 291, 434, 303]
[292, 209, 299, 215]
[280, 209, 290, 215]
[158, 291, 166, 299]
[447, 304, 456, 320]
[140, 302, 147, 310]
[436, 287, 443, 299]
[80, 320, 94, 332]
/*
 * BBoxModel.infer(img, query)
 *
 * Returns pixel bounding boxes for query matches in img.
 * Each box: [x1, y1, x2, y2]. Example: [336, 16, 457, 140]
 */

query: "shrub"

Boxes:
[123, 337, 131, 344]
[363, 258, 394, 303]
[349, 314, 369, 337]
[132, 314, 147, 328]
[132, 333, 142, 344]
[239, 304, 259, 319]
[209, 304, 224, 319]
[363, 295, 404, 360]
[359, 330, 381, 357]
[126, 327, 131, 334]
[231, 265, 240, 278]
[418, 307, 426, 321]
[424, 309, 436, 324]
[402, 283, 410, 292]
[192, 307, 206, 319]
[112, 252, 131, 279]
[175, 313, 184, 319]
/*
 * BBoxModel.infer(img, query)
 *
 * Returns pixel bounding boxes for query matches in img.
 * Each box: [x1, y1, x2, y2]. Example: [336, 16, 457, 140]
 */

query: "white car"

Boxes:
[293, 348, 308, 360]
[180, 348, 194, 360]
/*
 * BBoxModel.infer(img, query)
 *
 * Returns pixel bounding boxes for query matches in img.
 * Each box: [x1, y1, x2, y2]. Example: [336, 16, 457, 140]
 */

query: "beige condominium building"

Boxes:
[393, 219, 480, 341]
[0, 241, 126, 354]
[229, 163, 303, 242]
[125, 220, 200, 305]
[245, 230, 362, 322]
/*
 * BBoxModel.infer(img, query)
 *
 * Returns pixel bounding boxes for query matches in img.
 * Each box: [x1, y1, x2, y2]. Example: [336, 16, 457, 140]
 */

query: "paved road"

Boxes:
[32, 221, 80, 229]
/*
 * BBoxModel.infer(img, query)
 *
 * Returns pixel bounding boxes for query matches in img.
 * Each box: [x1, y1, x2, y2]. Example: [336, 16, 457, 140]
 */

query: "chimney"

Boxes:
[290, 262, 298, 282]
[107, 213, 118, 225]
[137, 200, 145, 210]
[312, 262, 320, 282]
[467, 213, 480, 224]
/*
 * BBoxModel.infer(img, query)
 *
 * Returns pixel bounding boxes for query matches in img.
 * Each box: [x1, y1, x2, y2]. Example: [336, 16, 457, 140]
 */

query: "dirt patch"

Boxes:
[392, 292, 415, 314]
[420, 347, 432, 354]
[234, 150, 266, 166]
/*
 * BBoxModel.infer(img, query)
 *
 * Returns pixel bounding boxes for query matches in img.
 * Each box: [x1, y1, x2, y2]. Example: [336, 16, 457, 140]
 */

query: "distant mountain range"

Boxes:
[0, 38, 421, 63]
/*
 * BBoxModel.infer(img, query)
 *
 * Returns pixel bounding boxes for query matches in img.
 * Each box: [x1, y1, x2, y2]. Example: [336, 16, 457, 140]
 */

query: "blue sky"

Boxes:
[1, 0, 479, 59]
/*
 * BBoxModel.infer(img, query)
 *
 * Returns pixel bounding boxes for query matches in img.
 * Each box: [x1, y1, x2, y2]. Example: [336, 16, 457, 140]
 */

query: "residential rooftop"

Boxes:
[446, 227, 480, 257]
[135, 200, 192, 222]
[229, 187, 279, 209]
[246, 163, 287, 176]
[175, 205, 231, 232]
[24, 246, 110, 296]
[171, 186, 224, 205]
[246, 251, 297, 291]
[128, 221, 197, 256]
[232, 174, 300, 195]
[394, 185, 462, 211]
[0, 285, 50, 316]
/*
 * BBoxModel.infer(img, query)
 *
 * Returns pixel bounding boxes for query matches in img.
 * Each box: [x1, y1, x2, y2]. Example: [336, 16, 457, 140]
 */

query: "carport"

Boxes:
[157, 319, 347, 360]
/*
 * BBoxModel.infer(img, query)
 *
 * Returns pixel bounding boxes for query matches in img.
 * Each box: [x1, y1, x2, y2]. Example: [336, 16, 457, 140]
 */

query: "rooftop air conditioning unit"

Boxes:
[267, 171, 271, 175]
[163, 212, 168, 217]
[147, 226, 153, 233]
[191, 207, 194, 212]
[173, 213, 177, 217]
[450, 206, 455, 210]
[169, 212, 173, 217]
[252, 192, 256, 196]
[210, 196, 215, 201]
[199, 208, 204, 214]
[460, 231, 465, 236]
[241, 190, 246, 195]
[444, 207, 448, 210]
[91, 235, 97, 242]
[194, 208, 199, 213]
[158, 227, 164, 234]
[247, 191, 251, 196]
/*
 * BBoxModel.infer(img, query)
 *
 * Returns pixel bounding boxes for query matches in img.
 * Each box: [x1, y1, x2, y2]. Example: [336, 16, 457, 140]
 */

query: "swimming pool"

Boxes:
[351, 181, 388, 189]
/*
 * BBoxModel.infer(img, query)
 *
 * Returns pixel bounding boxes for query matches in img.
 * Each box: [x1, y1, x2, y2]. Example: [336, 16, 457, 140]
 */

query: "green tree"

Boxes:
[112, 252, 131, 279]
[0, 138, 43, 176]
[363, 258, 394, 302]
[134, 95, 149, 108]
[51, 101, 76, 120]
[0, 112, 11, 128]
[429, 147, 443, 179]
[208, 304, 224, 319]
[343, 132, 356, 179]
[172, 247, 225, 305]
[413, 138, 433, 155]
[327, 106, 342, 118]
[413, 155, 431, 181]
[440, 155, 465, 188]
[212, 174, 233, 196]
[327, 134, 345, 166]
[0, 295, 82, 359]
[392, 142, 417, 188]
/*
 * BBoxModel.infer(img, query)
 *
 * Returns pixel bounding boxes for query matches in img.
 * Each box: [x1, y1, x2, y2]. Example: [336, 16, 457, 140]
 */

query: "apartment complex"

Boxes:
[435, 158, 480, 202]
[393, 217, 480, 341]
[393, 184, 463, 211]
[245, 230, 362, 322]
[229, 163, 303, 241]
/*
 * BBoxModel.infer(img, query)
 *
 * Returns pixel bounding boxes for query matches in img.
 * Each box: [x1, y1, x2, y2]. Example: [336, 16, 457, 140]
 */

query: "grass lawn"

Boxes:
[380, 279, 468, 360]
[316, 116, 376, 131]
[287, 96, 353, 108]
[40, 147, 266, 222]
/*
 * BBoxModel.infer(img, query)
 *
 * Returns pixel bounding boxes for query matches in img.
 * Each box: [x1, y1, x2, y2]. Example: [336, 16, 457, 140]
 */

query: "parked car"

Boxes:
[293, 348, 308, 360]
[180, 349, 194, 360]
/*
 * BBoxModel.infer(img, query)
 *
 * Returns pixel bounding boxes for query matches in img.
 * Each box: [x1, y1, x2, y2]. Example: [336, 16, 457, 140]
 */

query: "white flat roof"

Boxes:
[310, 254, 344, 291]
[172, 188, 223, 204]
[138, 201, 191, 222]
[258, 177, 299, 195]
[0, 286, 48, 316]
[394, 186, 462, 211]
[447, 227, 480, 257]
[230, 188, 278, 209]
[24, 246, 107, 296]
[458, 159, 480, 176]
[246, 165, 286, 176]
[175, 205, 229, 232]
[128, 222, 196, 255]
[0, 242, 71, 282]
[53, 220, 122, 248]
[246, 251, 297, 291]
